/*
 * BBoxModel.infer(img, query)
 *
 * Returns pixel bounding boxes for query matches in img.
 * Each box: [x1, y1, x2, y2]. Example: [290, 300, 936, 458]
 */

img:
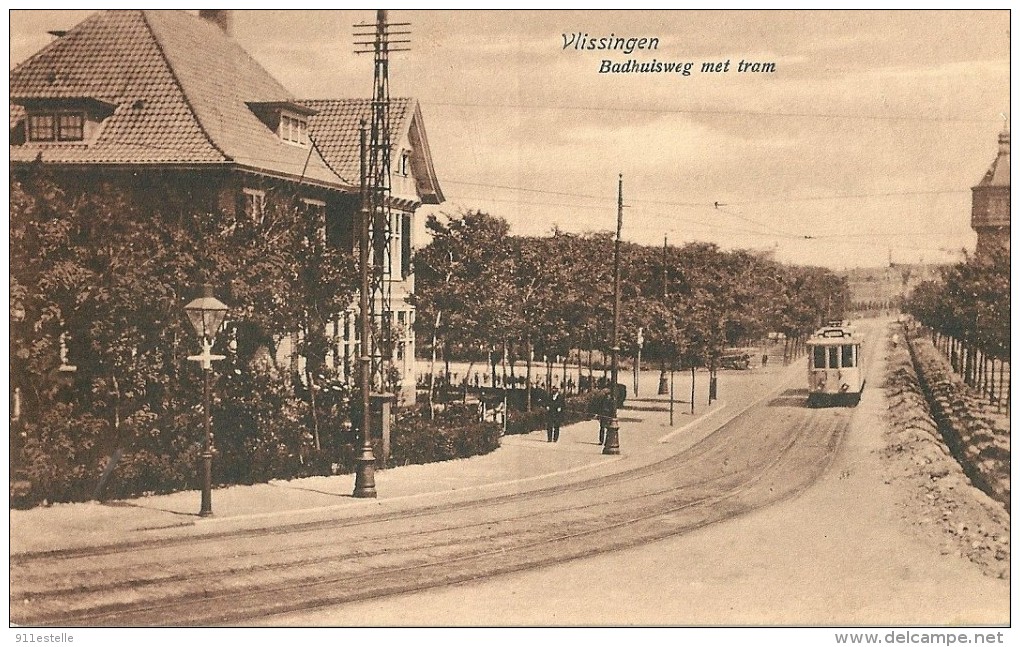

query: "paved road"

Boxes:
[11, 337, 862, 627]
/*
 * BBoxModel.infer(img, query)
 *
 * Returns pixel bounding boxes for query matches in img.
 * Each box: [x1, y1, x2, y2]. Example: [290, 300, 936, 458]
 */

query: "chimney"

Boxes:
[199, 10, 232, 36]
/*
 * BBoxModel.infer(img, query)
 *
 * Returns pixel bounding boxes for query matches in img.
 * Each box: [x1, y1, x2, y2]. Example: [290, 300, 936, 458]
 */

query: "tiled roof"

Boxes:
[301, 97, 413, 185]
[10, 103, 26, 131]
[976, 130, 1009, 188]
[303, 97, 444, 203]
[10, 10, 340, 187]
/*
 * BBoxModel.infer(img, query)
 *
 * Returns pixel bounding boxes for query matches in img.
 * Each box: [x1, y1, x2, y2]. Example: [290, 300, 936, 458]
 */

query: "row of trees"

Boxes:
[9, 166, 850, 505]
[413, 210, 849, 406]
[905, 244, 1009, 401]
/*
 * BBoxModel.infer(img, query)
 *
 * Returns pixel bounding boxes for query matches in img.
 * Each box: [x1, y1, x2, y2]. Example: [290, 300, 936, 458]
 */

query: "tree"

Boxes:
[10, 164, 360, 502]
[412, 210, 516, 411]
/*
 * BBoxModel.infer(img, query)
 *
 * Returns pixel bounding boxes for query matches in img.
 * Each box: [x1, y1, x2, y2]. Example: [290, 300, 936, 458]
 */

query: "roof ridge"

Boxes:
[140, 10, 229, 162]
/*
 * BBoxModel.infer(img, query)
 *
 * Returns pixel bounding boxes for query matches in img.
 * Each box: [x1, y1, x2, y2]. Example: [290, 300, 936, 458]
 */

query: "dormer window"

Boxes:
[247, 101, 317, 148]
[13, 96, 114, 145]
[280, 114, 308, 146]
[28, 111, 85, 142]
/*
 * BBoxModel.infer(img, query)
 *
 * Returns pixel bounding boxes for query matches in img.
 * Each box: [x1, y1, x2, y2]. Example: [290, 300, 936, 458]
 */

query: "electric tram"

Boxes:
[806, 321, 864, 407]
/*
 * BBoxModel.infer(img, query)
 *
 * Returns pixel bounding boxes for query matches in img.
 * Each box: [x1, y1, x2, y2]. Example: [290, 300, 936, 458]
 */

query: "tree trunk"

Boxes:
[306, 366, 321, 451]
[427, 311, 441, 420]
[989, 358, 996, 402]
[444, 341, 451, 386]
[463, 359, 475, 403]
[658, 354, 667, 396]
[587, 341, 594, 392]
[526, 339, 533, 412]
[501, 340, 508, 391]
[999, 360, 1005, 410]
[490, 348, 498, 388]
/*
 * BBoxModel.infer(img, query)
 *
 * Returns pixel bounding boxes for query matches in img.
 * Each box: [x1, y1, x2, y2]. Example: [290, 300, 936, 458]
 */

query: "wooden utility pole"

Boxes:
[352, 121, 376, 498]
[603, 174, 624, 455]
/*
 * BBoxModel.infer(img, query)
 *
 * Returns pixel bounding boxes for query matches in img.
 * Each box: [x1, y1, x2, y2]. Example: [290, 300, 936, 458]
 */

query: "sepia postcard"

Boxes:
[7, 8, 1011, 641]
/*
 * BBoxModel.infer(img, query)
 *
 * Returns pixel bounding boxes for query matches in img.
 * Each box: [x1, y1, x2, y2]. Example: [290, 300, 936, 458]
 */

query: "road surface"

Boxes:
[13, 321, 1005, 626]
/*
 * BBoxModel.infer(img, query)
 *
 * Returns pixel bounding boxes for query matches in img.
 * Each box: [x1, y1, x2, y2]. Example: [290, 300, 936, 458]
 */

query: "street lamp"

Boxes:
[184, 284, 229, 517]
[634, 327, 643, 397]
[603, 174, 624, 456]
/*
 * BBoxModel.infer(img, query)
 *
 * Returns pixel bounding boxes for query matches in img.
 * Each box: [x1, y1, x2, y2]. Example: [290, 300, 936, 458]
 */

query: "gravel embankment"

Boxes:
[882, 324, 1010, 580]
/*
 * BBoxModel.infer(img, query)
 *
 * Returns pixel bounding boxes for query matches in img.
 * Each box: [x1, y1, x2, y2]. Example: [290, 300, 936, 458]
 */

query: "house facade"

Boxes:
[9, 9, 443, 403]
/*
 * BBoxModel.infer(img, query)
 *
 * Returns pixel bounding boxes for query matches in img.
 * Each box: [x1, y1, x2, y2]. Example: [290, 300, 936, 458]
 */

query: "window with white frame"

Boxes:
[389, 211, 402, 280]
[242, 188, 267, 225]
[301, 198, 327, 245]
[334, 310, 360, 382]
[279, 114, 308, 146]
[28, 111, 85, 142]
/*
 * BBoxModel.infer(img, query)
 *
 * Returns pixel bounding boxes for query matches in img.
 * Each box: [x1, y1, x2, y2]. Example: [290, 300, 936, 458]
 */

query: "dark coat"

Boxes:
[547, 392, 565, 423]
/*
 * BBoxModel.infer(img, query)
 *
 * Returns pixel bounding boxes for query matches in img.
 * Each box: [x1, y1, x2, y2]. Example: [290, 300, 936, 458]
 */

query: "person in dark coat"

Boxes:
[591, 388, 614, 445]
[546, 385, 565, 442]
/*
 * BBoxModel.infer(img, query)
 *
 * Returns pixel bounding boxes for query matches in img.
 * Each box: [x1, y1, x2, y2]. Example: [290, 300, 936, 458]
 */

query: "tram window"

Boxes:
[813, 346, 826, 369]
[842, 345, 854, 368]
[828, 346, 838, 369]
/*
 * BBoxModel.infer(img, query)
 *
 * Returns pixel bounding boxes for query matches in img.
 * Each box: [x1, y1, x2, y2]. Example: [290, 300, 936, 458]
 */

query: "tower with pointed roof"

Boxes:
[971, 127, 1010, 256]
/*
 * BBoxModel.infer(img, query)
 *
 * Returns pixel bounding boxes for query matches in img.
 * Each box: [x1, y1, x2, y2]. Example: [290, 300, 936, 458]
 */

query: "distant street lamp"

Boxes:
[634, 327, 643, 397]
[603, 174, 624, 456]
[185, 284, 229, 517]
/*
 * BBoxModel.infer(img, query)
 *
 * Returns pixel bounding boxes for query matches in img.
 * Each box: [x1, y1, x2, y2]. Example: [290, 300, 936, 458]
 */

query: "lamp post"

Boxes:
[603, 174, 624, 456]
[658, 234, 670, 395]
[184, 284, 229, 517]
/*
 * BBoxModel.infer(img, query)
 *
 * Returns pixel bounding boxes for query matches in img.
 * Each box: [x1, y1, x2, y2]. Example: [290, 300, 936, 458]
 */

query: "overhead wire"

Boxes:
[16, 118, 980, 250]
[420, 100, 996, 124]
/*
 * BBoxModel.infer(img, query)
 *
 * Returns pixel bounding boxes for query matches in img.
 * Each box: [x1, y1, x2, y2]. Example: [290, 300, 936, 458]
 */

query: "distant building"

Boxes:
[971, 128, 1009, 256]
[9, 10, 443, 402]
[842, 263, 942, 316]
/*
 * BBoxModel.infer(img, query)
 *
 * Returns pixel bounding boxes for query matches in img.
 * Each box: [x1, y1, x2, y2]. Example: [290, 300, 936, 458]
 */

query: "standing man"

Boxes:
[547, 385, 565, 442]
[597, 388, 614, 445]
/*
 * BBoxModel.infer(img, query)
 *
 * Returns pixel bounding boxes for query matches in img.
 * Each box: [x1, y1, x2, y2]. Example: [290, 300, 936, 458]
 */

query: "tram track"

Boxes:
[14, 332, 883, 626]
[11, 383, 770, 566]
[13, 402, 850, 626]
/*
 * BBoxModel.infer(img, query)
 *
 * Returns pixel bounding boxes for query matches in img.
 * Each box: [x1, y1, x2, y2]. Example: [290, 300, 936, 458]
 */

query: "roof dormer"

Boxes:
[246, 100, 318, 147]
[10, 96, 116, 146]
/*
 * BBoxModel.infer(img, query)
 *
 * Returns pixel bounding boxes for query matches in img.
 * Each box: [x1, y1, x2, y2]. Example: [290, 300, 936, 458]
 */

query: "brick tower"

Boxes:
[971, 127, 1010, 256]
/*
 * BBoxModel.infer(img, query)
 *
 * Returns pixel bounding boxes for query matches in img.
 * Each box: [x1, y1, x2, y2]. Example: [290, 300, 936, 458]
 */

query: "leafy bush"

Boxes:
[103, 406, 201, 499]
[389, 404, 501, 466]
[12, 403, 109, 507]
[504, 391, 600, 436]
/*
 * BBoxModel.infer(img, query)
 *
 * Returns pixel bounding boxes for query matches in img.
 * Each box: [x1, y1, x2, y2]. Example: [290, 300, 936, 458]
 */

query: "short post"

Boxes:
[690, 366, 696, 415]
[669, 367, 675, 427]
[371, 392, 394, 468]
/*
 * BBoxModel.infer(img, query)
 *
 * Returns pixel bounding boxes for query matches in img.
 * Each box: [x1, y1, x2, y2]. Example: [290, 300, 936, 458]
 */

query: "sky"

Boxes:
[8, 9, 1011, 269]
